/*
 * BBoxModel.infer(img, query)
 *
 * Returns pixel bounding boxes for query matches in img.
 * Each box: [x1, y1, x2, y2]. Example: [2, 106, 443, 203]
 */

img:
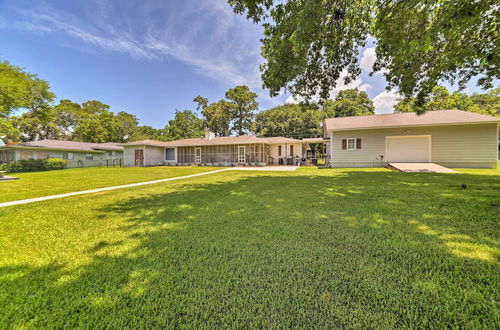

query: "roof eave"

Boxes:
[326, 120, 500, 132]
[0, 146, 106, 153]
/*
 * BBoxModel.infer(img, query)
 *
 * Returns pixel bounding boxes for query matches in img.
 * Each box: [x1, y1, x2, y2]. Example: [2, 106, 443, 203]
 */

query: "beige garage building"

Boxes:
[324, 110, 499, 168]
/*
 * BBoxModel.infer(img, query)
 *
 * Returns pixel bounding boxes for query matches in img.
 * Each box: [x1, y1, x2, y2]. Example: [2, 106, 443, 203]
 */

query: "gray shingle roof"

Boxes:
[17, 139, 123, 152]
[324, 110, 499, 131]
[123, 135, 306, 147]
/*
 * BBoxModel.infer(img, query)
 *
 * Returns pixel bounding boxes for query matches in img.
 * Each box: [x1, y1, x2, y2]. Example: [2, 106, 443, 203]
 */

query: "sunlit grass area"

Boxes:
[0, 167, 499, 327]
[0, 166, 217, 203]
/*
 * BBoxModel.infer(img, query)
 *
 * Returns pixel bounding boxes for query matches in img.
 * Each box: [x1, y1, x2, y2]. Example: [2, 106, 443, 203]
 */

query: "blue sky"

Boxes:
[0, 0, 492, 128]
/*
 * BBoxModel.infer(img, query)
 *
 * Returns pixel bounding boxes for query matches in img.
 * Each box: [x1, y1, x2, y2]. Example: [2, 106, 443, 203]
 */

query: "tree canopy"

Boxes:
[201, 100, 233, 137]
[0, 60, 55, 140]
[254, 89, 374, 138]
[162, 110, 204, 141]
[225, 85, 259, 135]
[323, 89, 374, 118]
[254, 104, 324, 139]
[195, 85, 259, 137]
[394, 86, 500, 117]
[228, 0, 499, 111]
[0, 60, 55, 116]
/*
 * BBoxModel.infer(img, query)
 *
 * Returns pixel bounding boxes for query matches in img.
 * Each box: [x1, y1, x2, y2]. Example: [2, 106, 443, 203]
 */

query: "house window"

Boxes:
[290, 145, 294, 155]
[37, 152, 49, 159]
[278, 145, 282, 156]
[166, 148, 175, 161]
[20, 151, 33, 160]
[63, 152, 74, 160]
[342, 138, 362, 150]
[347, 138, 356, 150]
[108, 151, 113, 157]
[85, 154, 94, 160]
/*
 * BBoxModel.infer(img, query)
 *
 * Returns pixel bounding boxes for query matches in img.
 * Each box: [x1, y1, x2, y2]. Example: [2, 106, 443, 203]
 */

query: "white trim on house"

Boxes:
[165, 147, 177, 163]
[346, 138, 357, 150]
[238, 146, 246, 164]
[195, 147, 201, 164]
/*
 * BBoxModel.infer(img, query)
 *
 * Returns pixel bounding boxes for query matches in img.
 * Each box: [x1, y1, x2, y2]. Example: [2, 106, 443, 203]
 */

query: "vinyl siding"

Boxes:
[329, 123, 497, 168]
[268, 143, 304, 164]
[8, 149, 123, 168]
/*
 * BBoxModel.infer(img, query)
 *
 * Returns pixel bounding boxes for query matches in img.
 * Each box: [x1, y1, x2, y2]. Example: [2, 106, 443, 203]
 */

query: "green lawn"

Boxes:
[0, 166, 217, 203]
[0, 167, 499, 328]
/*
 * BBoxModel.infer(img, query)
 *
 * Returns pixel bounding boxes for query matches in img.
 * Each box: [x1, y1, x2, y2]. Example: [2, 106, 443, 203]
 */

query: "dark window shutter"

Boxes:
[278, 145, 282, 156]
[356, 138, 362, 150]
[342, 139, 347, 150]
[290, 145, 294, 155]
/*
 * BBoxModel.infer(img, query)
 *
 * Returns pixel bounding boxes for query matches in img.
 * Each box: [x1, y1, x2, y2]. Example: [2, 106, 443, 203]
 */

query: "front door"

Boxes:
[195, 148, 201, 164]
[135, 149, 144, 167]
[238, 146, 245, 164]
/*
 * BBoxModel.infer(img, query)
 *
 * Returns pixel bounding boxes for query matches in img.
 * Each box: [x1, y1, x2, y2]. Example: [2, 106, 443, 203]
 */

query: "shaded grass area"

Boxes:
[0, 166, 217, 203]
[0, 168, 499, 328]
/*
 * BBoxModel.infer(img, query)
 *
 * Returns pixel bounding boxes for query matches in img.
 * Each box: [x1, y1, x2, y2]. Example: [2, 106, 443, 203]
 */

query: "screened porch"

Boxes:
[177, 143, 270, 165]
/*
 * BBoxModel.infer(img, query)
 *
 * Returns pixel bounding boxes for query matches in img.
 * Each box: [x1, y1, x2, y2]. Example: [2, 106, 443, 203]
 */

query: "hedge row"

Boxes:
[0, 158, 67, 173]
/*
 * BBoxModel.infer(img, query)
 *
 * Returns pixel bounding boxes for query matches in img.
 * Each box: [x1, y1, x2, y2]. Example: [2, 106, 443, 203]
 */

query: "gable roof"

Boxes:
[4, 139, 123, 152]
[264, 137, 305, 144]
[302, 137, 330, 143]
[324, 110, 499, 131]
[123, 135, 306, 147]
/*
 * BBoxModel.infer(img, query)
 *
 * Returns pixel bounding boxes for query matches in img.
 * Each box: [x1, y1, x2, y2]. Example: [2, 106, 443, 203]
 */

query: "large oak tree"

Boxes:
[229, 0, 499, 112]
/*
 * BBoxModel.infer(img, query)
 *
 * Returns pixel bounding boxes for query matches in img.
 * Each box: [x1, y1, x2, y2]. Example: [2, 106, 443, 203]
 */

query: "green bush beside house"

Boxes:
[4, 158, 67, 172]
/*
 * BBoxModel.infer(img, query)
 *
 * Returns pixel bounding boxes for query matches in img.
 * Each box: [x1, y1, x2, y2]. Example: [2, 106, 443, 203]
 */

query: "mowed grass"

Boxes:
[0, 166, 217, 203]
[0, 167, 499, 328]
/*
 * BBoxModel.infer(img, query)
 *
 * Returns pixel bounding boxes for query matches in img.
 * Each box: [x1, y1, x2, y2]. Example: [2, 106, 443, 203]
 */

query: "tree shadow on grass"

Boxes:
[1, 170, 499, 328]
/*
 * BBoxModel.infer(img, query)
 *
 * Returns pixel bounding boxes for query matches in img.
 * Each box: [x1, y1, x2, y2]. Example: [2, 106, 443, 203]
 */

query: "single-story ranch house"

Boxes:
[123, 131, 307, 166]
[0, 140, 124, 168]
[324, 110, 499, 168]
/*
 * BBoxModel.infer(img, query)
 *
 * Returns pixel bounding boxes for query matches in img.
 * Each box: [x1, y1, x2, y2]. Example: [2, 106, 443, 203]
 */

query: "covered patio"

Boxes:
[177, 143, 269, 166]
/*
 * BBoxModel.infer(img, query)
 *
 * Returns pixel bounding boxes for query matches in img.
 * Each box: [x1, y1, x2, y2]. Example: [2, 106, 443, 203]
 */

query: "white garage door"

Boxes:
[386, 136, 431, 163]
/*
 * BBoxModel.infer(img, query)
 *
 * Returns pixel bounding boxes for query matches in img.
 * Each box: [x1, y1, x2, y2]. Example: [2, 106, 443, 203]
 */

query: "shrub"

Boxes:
[0, 163, 6, 171]
[45, 158, 67, 170]
[5, 158, 67, 172]
[21, 159, 44, 171]
[6, 161, 24, 173]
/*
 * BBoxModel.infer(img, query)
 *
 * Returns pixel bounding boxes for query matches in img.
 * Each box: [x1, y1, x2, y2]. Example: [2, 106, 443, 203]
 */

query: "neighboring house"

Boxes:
[324, 110, 499, 168]
[0, 139, 124, 168]
[122, 130, 307, 166]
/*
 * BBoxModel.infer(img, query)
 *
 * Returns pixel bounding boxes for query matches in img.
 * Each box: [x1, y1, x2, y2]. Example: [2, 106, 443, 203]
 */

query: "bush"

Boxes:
[5, 158, 67, 172]
[0, 163, 6, 171]
[5, 161, 24, 173]
[45, 158, 67, 170]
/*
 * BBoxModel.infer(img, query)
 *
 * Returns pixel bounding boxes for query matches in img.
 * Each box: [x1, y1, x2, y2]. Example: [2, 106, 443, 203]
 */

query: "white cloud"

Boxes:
[372, 90, 401, 114]
[360, 47, 376, 72]
[6, 0, 264, 88]
[331, 70, 372, 96]
[360, 47, 388, 75]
